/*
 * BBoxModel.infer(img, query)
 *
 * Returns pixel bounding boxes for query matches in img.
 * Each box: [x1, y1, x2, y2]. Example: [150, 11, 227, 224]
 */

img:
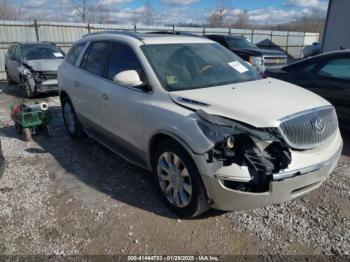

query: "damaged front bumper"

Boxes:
[20, 65, 58, 94]
[36, 79, 59, 93]
[194, 130, 343, 211]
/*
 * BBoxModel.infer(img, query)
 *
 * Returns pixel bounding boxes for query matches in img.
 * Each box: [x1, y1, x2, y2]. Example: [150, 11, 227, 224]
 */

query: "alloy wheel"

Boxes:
[157, 151, 193, 208]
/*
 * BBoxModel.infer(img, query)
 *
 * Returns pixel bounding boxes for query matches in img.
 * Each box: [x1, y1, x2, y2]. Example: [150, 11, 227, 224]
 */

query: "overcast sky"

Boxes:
[11, 0, 329, 24]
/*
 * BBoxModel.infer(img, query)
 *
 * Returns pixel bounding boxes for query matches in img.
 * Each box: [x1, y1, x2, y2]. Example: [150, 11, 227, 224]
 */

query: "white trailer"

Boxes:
[322, 0, 350, 52]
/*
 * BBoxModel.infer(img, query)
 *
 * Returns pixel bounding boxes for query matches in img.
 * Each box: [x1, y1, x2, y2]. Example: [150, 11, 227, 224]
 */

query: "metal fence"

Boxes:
[0, 20, 319, 79]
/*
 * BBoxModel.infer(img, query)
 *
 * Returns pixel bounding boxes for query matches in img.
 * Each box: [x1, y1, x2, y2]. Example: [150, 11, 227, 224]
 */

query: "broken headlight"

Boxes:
[196, 109, 291, 177]
[196, 109, 274, 145]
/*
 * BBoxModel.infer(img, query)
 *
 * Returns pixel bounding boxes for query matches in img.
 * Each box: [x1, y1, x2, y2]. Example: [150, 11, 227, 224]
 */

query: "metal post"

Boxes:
[300, 32, 307, 58]
[34, 20, 40, 42]
[286, 31, 290, 55]
[270, 31, 273, 48]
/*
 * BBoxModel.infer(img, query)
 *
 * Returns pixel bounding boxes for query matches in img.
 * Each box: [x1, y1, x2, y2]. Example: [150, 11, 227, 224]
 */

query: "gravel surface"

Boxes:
[0, 82, 349, 255]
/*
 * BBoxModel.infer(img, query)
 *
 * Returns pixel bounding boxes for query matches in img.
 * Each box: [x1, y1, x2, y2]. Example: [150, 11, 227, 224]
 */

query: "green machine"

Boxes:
[10, 102, 52, 141]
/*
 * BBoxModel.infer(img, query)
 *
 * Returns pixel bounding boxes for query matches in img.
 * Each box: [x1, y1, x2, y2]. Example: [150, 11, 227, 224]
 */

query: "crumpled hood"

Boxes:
[169, 78, 331, 128]
[24, 59, 63, 71]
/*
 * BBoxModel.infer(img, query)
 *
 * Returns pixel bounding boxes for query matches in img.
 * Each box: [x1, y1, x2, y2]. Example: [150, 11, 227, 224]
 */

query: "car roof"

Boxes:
[285, 49, 350, 68]
[320, 49, 350, 56]
[207, 34, 245, 39]
[82, 31, 212, 45]
[17, 42, 56, 48]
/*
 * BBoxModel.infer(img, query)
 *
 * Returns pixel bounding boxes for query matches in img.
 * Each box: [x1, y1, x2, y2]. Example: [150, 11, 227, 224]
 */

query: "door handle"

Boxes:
[73, 81, 80, 88]
[101, 93, 109, 100]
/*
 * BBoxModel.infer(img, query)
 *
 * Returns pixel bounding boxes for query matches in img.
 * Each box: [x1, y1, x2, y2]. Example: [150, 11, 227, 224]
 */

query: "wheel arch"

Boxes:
[148, 131, 196, 170]
[59, 90, 70, 104]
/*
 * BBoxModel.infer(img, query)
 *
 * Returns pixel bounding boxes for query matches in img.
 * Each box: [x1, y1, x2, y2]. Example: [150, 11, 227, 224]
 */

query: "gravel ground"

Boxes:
[0, 82, 349, 256]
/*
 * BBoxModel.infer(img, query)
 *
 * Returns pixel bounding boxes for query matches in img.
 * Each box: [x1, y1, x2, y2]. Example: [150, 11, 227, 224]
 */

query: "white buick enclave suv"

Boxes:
[58, 32, 343, 217]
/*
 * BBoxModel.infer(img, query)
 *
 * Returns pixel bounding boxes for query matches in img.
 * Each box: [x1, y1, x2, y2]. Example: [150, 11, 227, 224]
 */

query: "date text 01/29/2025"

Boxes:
[127, 255, 220, 261]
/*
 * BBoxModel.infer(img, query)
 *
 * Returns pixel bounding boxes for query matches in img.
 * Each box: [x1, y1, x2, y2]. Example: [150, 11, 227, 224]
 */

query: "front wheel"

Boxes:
[61, 97, 85, 139]
[154, 139, 210, 218]
[23, 81, 34, 98]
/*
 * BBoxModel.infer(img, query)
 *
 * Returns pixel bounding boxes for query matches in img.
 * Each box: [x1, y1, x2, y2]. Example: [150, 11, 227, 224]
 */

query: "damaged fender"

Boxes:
[194, 109, 292, 192]
[18, 64, 36, 93]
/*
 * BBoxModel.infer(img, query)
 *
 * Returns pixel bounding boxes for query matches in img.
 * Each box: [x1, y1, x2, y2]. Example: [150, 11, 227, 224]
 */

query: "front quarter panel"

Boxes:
[143, 94, 214, 156]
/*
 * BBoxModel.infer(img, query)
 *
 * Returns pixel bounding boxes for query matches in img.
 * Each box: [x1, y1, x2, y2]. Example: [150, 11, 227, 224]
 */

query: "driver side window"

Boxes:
[107, 43, 145, 83]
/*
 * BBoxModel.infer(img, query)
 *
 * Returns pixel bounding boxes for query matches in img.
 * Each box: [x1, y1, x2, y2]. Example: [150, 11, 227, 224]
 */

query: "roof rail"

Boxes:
[83, 30, 144, 41]
[147, 31, 204, 38]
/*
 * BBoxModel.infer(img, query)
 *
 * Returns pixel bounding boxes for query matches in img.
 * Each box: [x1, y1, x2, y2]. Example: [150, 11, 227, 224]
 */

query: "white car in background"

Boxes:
[58, 32, 342, 217]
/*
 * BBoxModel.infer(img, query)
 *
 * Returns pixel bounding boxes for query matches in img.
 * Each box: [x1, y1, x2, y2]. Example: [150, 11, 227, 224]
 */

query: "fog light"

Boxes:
[225, 136, 235, 149]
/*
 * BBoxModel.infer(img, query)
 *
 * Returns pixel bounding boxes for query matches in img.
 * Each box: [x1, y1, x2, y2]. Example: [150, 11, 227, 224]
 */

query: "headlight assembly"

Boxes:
[195, 109, 291, 175]
[196, 109, 274, 144]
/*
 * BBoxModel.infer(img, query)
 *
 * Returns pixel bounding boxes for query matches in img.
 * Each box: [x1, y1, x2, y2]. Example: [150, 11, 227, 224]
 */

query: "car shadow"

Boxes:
[340, 129, 350, 157]
[0, 105, 221, 219]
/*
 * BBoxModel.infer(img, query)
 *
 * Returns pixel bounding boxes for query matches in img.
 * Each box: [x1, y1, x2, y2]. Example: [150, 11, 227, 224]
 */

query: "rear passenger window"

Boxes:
[107, 43, 143, 81]
[66, 42, 86, 65]
[318, 58, 350, 80]
[81, 42, 110, 77]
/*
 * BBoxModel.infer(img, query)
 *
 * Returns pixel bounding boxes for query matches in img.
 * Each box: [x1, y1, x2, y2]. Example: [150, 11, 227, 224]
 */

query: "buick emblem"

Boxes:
[314, 118, 326, 134]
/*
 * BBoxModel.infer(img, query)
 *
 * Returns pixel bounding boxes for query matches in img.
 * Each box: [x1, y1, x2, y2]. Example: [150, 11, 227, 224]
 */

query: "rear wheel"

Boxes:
[61, 96, 85, 139]
[154, 139, 210, 218]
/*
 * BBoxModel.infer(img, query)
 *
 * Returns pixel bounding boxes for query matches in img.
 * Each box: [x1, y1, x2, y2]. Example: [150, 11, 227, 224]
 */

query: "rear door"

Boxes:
[59, 41, 88, 116]
[75, 41, 112, 128]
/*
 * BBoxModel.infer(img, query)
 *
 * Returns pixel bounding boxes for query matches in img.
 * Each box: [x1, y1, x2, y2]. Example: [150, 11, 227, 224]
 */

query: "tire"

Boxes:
[61, 96, 85, 139]
[23, 81, 34, 98]
[153, 139, 210, 218]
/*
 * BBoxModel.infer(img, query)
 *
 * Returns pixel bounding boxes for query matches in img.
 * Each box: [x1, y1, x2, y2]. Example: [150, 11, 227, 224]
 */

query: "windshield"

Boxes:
[22, 45, 65, 60]
[226, 37, 257, 49]
[142, 43, 261, 91]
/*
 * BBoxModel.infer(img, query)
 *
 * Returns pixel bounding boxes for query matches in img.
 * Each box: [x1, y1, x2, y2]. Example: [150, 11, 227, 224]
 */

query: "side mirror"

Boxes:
[113, 70, 144, 87]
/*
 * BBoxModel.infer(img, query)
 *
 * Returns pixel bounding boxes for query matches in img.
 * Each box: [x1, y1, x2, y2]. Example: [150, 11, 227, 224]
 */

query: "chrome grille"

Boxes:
[263, 56, 288, 66]
[278, 106, 338, 149]
[41, 71, 57, 80]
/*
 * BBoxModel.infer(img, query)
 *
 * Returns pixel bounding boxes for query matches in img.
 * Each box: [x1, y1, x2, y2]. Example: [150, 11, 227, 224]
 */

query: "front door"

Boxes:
[99, 42, 149, 155]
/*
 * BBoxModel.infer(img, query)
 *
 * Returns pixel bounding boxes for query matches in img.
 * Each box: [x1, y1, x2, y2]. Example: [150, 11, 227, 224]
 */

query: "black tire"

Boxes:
[61, 96, 85, 139]
[23, 81, 34, 98]
[153, 139, 210, 218]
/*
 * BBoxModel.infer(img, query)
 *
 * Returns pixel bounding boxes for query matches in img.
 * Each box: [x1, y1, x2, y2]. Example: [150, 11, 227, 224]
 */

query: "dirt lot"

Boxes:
[0, 81, 349, 256]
